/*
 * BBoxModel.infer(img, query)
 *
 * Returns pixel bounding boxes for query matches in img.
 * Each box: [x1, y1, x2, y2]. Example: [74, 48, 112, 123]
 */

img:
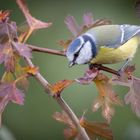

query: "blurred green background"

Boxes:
[1, 0, 140, 140]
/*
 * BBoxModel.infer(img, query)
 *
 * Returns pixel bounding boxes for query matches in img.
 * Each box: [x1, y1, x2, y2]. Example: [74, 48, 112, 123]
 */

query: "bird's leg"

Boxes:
[89, 64, 120, 76]
[118, 58, 131, 73]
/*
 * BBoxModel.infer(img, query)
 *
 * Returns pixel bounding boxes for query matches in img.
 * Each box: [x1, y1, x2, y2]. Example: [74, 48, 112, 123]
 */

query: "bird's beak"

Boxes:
[68, 61, 75, 67]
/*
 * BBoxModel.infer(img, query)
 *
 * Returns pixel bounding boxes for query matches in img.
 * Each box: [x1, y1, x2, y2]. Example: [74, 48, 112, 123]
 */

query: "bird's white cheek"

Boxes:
[76, 42, 93, 64]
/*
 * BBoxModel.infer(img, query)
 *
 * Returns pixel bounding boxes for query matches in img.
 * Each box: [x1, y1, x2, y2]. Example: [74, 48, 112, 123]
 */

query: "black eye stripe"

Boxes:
[73, 43, 85, 62]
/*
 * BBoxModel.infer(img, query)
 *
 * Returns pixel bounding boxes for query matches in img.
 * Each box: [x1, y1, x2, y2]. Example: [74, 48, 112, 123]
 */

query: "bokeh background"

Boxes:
[1, 0, 140, 140]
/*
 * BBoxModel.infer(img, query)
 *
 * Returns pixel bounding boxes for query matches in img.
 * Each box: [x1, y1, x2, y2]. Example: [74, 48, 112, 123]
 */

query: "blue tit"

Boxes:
[66, 24, 140, 68]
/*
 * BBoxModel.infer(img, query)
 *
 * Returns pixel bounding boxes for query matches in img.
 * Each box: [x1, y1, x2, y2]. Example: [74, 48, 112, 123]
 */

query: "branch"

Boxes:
[90, 64, 120, 76]
[24, 58, 90, 140]
[28, 44, 66, 56]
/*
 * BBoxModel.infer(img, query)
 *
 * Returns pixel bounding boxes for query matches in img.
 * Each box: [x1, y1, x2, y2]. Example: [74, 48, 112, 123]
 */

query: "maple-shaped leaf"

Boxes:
[111, 65, 140, 117]
[12, 42, 32, 59]
[65, 13, 111, 37]
[53, 111, 78, 140]
[65, 13, 95, 37]
[124, 76, 140, 117]
[75, 68, 99, 85]
[0, 17, 18, 72]
[0, 19, 17, 44]
[0, 83, 25, 105]
[0, 82, 25, 126]
[93, 73, 122, 123]
[80, 118, 113, 140]
[65, 15, 82, 37]
[53, 111, 75, 128]
[16, 0, 52, 31]
[49, 80, 74, 96]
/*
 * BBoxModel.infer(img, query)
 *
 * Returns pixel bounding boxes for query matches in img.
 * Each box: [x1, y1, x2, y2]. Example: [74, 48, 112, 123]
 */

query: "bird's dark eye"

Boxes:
[74, 52, 79, 58]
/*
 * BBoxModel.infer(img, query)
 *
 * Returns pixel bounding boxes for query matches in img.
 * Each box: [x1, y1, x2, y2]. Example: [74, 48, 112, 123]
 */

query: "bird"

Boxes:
[66, 24, 140, 71]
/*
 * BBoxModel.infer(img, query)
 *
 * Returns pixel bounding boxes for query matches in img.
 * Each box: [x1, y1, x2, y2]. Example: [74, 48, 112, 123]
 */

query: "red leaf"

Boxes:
[65, 15, 82, 37]
[49, 80, 74, 96]
[75, 68, 98, 85]
[0, 19, 17, 44]
[0, 82, 25, 126]
[64, 13, 112, 37]
[12, 42, 32, 59]
[2, 44, 15, 72]
[16, 0, 52, 31]
[124, 77, 140, 117]
[0, 83, 25, 106]
[111, 65, 140, 117]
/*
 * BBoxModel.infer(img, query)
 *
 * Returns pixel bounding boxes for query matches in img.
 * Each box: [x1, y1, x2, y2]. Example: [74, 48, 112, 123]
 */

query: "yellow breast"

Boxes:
[90, 36, 139, 64]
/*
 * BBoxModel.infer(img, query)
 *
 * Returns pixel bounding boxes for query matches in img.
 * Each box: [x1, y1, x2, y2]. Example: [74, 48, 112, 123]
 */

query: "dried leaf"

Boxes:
[0, 83, 25, 105]
[22, 66, 39, 75]
[0, 10, 10, 21]
[111, 65, 140, 117]
[2, 44, 16, 72]
[53, 111, 78, 140]
[93, 73, 122, 123]
[12, 42, 32, 59]
[63, 128, 78, 140]
[16, 0, 52, 31]
[49, 80, 74, 96]
[124, 77, 140, 117]
[65, 15, 82, 37]
[64, 13, 111, 37]
[83, 12, 94, 28]
[75, 68, 98, 85]
[53, 111, 75, 128]
[80, 118, 113, 140]
[0, 17, 18, 72]
[0, 19, 17, 44]
[0, 82, 25, 126]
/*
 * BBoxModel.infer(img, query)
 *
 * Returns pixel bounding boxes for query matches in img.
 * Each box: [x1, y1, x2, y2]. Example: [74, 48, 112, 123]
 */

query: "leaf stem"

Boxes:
[28, 44, 66, 56]
[23, 29, 33, 43]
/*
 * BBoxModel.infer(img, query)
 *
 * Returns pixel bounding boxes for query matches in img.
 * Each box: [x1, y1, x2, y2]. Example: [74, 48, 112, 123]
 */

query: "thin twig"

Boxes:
[24, 57, 90, 140]
[28, 44, 66, 56]
[90, 64, 120, 76]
